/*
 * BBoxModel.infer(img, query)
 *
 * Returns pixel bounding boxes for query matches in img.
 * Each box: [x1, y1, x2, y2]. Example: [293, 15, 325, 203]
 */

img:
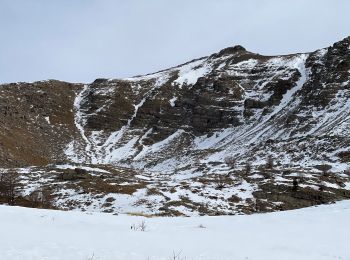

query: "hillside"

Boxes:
[0, 36, 349, 215]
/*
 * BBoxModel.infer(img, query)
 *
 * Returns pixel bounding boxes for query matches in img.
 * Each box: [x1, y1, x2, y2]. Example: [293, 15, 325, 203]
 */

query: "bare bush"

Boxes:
[266, 155, 274, 169]
[317, 164, 332, 177]
[28, 188, 54, 209]
[0, 172, 5, 195]
[245, 162, 252, 175]
[168, 251, 186, 260]
[215, 175, 227, 190]
[131, 220, 147, 231]
[319, 181, 326, 192]
[139, 220, 146, 231]
[292, 177, 299, 191]
[224, 156, 236, 169]
[198, 224, 206, 229]
[87, 253, 95, 260]
[251, 198, 260, 212]
[0, 171, 20, 205]
[261, 171, 272, 179]
[297, 171, 305, 183]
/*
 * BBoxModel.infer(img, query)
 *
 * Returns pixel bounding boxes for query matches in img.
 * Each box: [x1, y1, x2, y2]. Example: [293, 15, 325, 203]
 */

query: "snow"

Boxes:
[264, 54, 308, 120]
[135, 174, 151, 180]
[193, 53, 313, 167]
[60, 44, 347, 183]
[73, 85, 91, 148]
[194, 128, 233, 150]
[317, 48, 328, 57]
[94, 78, 167, 164]
[55, 164, 110, 173]
[228, 58, 259, 76]
[124, 71, 169, 87]
[216, 61, 227, 70]
[169, 96, 177, 107]
[302, 89, 350, 137]
[230, 54, 309, 146]
[108, 137, 139, 161]
[1, 201, 350, 260]
[66, 85, 95, 163]
[134, 129, 185, 160]
[174, 59, 211, 86]
[63, 141, 78, 161]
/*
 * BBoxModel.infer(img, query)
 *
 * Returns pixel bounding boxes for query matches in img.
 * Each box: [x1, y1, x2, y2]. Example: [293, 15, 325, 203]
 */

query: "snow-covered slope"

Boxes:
[60, 38, 349, 173]
[0, 37, 349, 215]
[0, 201, 349, 260]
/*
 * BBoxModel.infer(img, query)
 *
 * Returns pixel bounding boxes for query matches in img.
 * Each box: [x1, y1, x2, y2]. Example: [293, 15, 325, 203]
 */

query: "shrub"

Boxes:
[266, 155, 274, 169]
[87, 253, 95, 260]
[319, 181, 326, 192]
[245, 162, 252, 175]
[0, 171, 20, 205]
[131, 220, 147, 231]
[261, 171, 272, 179]
[168, 251, 186, 260]
[74, 168, 88, 175]
[224, 156, 236, 169]
[215, 175, 226, 190]
[297, 171, 305, 183]
[292, 177, 299, 191]
[316, 164, 332, 177]
[198, 224, 206, 228]
[28, 188, 54, 209]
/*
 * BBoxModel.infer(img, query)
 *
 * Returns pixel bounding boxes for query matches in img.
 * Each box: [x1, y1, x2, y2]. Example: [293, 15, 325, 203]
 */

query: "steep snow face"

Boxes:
[1, 201, 350, 260]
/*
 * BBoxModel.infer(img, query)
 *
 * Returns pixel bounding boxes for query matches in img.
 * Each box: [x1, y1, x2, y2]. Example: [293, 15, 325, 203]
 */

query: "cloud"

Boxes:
[0, 0, 349, 83]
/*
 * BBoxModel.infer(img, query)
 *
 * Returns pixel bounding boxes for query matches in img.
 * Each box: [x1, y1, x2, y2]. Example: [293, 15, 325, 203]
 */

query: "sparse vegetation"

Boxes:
[245, 162, 252, 175]
[292, 177, 299, 191]
[131, 220, 147, 231]
[297, 171, 305, 183]
[224, 156, 236, 169]
[87, 253, 95, 260]
[266, 155, 274, 169]
[215, 175, 227, 190]
[319, 181, 326, 192]
[28, 188, 54, 209]
[168, 251, 186, 260]
[261, 171, 272, 179]
[317, 164, 332, 177]
[0, 171, 20, 205]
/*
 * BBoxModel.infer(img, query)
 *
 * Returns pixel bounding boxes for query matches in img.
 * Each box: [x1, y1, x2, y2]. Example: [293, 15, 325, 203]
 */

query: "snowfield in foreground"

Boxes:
[0, 202, 349, 260]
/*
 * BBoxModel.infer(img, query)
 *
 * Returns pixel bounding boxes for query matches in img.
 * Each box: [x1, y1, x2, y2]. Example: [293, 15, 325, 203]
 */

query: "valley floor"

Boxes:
[0, 201, 349, 260]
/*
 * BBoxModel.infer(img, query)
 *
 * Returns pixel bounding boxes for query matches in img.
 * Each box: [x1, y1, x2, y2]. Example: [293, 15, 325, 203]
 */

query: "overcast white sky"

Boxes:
[1, 0, 349, 84]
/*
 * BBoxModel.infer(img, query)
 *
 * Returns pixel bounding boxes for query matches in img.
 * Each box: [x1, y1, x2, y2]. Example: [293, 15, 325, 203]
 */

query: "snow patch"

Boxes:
[174, 59, 212, 86]
[169, 96, 177, 107]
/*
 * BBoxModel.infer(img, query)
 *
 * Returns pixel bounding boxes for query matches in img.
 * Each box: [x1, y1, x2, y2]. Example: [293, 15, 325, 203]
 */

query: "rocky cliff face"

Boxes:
[0, 37, 349, 216]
